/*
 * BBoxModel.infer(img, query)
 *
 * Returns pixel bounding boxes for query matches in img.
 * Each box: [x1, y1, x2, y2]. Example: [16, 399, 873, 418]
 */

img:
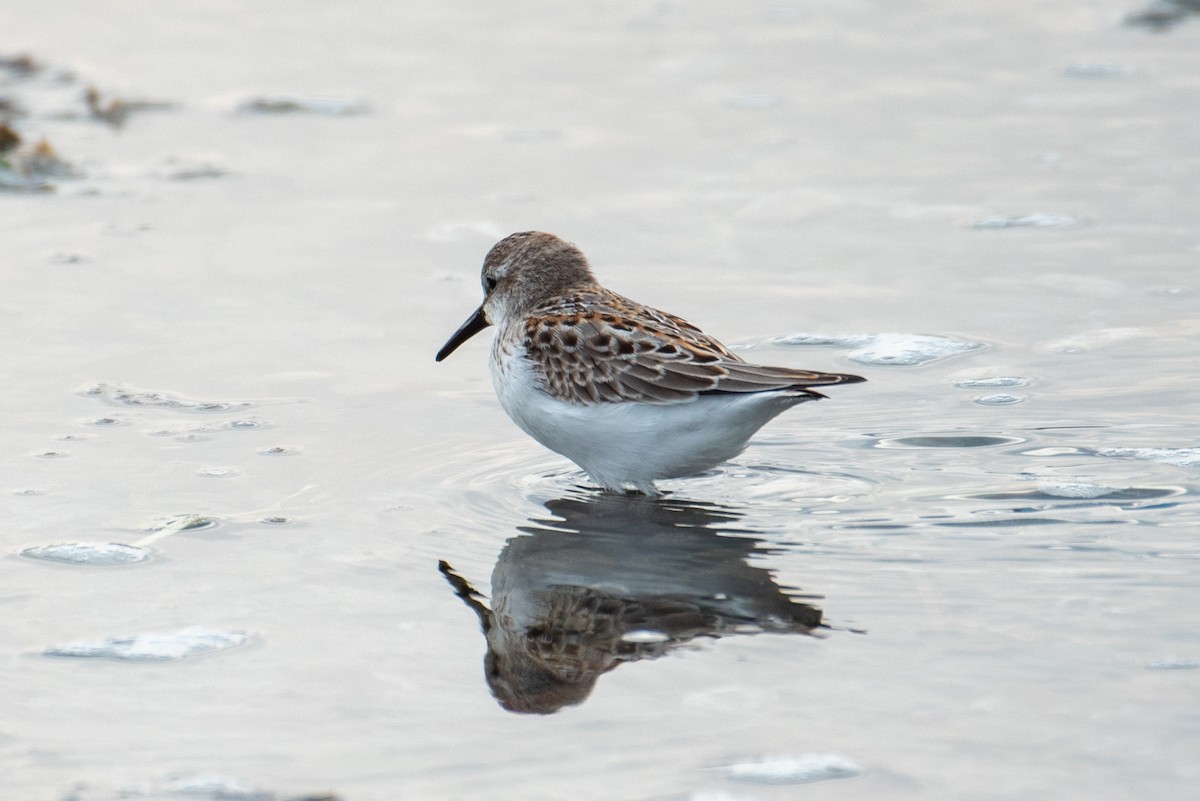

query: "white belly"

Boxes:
[491, 348, 807, 492]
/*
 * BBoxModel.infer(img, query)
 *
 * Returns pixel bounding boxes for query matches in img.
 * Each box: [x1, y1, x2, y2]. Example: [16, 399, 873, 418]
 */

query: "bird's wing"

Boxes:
[522, 294, 865, 405]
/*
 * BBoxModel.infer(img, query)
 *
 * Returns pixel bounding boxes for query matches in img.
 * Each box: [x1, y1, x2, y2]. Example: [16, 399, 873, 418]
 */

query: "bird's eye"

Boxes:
[484, 276, 498, 291]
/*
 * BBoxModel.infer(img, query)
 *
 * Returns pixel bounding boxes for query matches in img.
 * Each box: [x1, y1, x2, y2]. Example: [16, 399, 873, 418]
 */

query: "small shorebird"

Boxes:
[436, 232, 864, 494]
[438, 493, 822, 714]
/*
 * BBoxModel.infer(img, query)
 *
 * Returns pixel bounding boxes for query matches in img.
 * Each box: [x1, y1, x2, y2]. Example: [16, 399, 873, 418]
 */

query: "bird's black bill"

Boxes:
[435, 305, 491, 362]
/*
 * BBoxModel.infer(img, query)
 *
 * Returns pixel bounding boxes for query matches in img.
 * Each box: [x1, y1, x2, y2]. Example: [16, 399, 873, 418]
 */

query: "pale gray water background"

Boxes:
[2, 1, 1199, 799]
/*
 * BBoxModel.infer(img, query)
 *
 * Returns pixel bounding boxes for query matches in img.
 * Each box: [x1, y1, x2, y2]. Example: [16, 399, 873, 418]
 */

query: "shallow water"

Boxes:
[2, 1, 1199, 799]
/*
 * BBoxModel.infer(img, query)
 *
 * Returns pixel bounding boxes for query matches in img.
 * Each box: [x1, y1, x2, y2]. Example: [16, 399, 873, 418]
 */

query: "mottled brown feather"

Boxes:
[522, 289, 863, 406]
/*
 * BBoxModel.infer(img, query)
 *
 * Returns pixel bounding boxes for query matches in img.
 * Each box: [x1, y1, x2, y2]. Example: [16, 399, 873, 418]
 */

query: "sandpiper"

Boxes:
[436, 232, 864, 493]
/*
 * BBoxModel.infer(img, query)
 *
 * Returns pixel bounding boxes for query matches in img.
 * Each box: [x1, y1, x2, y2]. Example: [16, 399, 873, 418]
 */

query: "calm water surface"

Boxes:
[2, 1, 1198, 800]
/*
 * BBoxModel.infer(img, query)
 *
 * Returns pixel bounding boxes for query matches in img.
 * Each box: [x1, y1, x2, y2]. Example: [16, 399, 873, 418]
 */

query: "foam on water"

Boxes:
[20, 542, 150, 565]
[1145, 658, 1200, 671]
[93, 772, 337, 801]
[723, 754, 864, 785]
[83, 383, 252, 413]
[154, 774, 269, 800]
[1096, 448, 1200, 468]
[44, 627, 248, 662]
[954, 377, 1030, 388]
[143, 514, 218, 533]
[955, 485, 1180, 506]
[1037, 482, 1117, 499]
[776, 333, 982, 366]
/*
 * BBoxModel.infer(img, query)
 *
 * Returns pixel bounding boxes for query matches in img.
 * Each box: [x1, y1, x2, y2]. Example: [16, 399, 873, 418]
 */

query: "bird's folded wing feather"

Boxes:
[523, 297, 864, 405]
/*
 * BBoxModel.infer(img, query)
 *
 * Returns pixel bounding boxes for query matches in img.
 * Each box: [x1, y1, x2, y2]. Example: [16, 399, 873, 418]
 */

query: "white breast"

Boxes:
[490, 337, 809, 492]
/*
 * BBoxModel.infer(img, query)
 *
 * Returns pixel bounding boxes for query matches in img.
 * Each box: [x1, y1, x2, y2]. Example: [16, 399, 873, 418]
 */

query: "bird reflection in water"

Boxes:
[439, 492, 825, 715]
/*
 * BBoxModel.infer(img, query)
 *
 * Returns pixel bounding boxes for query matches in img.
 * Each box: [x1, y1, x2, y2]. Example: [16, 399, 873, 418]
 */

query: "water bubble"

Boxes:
[877, 435, 1022, 449]
[198, 467, 237, 478]
[1022, 447, 1086, 457]
[974, 394, 1026, 405]
[954, 377, 1029, 389]
[145, 514, 217, 532]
